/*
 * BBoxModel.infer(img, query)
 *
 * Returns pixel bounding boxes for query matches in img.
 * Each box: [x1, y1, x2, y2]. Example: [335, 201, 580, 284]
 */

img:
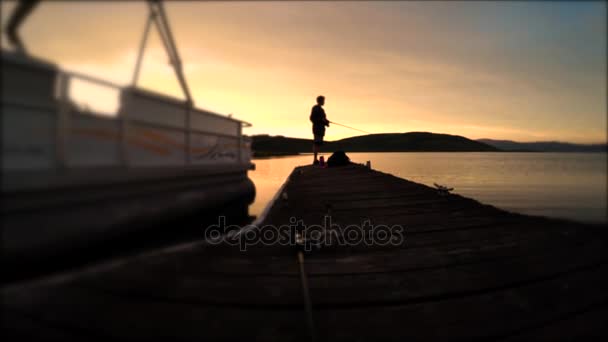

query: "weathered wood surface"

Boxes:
[2, 164, 607, 341]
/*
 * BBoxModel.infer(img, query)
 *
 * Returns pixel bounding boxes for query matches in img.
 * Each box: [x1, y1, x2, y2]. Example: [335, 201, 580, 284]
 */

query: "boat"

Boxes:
[1, 0, 255, 273]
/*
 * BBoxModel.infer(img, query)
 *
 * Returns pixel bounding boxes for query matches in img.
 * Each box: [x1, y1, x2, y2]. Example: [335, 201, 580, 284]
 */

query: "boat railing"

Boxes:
[55, 69, 252, 169]
[2, 52, 252, 172]
[3, 0, 255, 172]
[2, 0, 255, 172]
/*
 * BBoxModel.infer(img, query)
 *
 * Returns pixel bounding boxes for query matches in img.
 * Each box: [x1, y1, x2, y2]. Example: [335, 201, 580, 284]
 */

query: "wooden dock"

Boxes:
[3, 164, 608, 340]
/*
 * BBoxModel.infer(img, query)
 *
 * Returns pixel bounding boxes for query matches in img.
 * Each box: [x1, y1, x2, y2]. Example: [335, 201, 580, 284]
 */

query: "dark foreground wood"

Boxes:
[2, 164, 607, 341]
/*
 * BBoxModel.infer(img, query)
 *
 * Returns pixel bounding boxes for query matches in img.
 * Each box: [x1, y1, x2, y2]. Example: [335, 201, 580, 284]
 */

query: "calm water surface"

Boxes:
[248, 152, 607, 223]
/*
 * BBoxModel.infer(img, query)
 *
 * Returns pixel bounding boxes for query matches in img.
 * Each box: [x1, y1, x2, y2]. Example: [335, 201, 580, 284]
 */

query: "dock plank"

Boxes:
[314, 263, 608, 340]
[2, 163, 606, 340]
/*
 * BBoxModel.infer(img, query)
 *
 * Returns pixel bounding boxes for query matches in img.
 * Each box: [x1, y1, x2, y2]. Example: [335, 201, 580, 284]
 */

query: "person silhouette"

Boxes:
[310, 95, 330, 165]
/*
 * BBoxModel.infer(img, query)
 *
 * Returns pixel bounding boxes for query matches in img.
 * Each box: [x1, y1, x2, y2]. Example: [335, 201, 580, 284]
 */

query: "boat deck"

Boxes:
[3, 164, 608, 340]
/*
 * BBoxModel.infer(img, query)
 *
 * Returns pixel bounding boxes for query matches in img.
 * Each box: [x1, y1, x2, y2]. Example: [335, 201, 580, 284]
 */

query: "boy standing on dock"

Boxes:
[310, 95, 330, 165]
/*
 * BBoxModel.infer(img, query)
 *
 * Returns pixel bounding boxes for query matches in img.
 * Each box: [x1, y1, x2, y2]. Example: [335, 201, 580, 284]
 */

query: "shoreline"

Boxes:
[253, 150, 608, 159]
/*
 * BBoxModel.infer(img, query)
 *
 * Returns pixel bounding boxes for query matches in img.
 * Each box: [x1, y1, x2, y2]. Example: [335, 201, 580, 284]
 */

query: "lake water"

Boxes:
[248, 152, 607, 224]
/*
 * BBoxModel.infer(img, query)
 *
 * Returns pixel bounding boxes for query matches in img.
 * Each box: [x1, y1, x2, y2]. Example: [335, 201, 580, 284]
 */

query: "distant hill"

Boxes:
[251, 132, 499, 156]
[477, 139, 607, 152]
[250, 135, 313, 156]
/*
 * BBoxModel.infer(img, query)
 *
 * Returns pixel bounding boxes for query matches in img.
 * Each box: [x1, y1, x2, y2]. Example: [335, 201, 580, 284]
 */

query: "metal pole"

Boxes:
[132, 10, 154, 87]
[186, 107, 191, 165]
[5, 0, 41, 54]
[150, 3, 177, 68]
[237, 122, 242, 165]
[120, 105, 130, 168]
[56, 73, 71, 169]
[152, 0, 194, 106]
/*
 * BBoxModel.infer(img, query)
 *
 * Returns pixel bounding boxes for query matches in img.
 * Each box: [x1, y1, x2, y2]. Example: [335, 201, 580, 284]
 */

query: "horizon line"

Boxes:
[249, 132, 608, 146]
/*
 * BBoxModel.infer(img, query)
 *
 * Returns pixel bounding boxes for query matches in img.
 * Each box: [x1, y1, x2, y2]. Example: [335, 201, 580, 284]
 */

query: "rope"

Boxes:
[296, 234, 316, 342]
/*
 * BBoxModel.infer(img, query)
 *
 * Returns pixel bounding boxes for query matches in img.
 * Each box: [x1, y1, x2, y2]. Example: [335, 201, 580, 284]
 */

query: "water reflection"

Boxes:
[248, 152, 607, 223]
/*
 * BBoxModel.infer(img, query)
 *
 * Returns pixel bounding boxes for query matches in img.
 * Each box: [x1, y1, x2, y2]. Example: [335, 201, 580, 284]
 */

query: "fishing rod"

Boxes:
[328, 121, 372, 134]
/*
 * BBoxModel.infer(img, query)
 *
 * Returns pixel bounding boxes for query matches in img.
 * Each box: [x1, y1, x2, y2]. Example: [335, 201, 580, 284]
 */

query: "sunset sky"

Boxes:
[2, 1, 606, 143]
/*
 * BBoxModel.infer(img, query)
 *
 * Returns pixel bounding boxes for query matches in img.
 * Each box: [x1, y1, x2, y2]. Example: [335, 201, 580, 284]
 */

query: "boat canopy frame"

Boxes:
[3, 0, 254, 128]
[132, 0, 193, 107]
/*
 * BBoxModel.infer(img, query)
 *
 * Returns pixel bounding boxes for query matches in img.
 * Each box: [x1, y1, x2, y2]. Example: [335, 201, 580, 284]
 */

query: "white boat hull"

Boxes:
[1, 51, 255, 271]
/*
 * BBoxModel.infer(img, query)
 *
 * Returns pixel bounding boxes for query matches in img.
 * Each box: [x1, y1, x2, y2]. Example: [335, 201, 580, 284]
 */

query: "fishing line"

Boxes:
[329, 121, 372, 134]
